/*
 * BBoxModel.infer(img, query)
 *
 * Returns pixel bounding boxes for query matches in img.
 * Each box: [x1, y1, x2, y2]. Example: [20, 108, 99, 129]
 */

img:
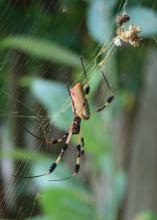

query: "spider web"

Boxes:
[0, 0, 153, 219]
[0, 2, 96, 219]
[0, 0, 132, 219]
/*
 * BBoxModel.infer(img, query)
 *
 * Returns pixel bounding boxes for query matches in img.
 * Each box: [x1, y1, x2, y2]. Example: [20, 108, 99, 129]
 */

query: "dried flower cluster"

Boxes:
[114, 13, 141, 47]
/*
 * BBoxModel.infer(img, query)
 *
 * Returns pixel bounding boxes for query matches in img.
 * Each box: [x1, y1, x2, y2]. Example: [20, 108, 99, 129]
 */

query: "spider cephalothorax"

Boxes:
[13, 58, 114, 181]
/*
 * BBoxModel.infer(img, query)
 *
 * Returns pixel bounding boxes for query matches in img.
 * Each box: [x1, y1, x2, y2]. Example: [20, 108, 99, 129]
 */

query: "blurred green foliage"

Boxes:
[40, 187, 96, 220]
[1, 36, 81, 67]
[0, 0, 157, 220]
[134, 211, 157, 220]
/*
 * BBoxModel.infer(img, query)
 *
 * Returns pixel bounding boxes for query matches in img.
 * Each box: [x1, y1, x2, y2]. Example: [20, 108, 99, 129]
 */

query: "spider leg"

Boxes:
[95, 72, 114, 113]
[81, 137, 85, 155]
[23, 126, 42, 141]
[48, 130, 72, 174]
[72, 134, 82, 176]
[80, 57, 90, 95]
[96, 94, 114, 112]
[46, 132, 69, 144]
[84, 84, 90, 96]
[13, 130, 73, 179]
[23, 126, 69, 145]
[49, 133, 82, 181]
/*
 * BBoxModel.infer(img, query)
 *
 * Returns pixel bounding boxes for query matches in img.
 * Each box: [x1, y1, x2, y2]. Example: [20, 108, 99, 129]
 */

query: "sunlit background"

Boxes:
[0, 0, 157, 220]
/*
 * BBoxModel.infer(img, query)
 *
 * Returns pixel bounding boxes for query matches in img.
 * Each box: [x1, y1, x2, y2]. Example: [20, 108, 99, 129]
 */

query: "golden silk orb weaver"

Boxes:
[13, 58, 114, 181]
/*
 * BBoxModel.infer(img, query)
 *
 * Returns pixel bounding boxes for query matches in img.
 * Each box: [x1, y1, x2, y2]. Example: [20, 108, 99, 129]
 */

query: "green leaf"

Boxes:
[30, 78, 72, 130]
[128, 6, 157, 37]
[1, 36, 81, 67]
[0, 148, 47, 161]
[134, 211, 157, 220]
[40, 187, 95, 220]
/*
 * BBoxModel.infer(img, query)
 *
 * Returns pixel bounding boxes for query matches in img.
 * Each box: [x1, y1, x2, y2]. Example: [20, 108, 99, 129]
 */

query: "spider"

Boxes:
[116, 13, 130, 26]
[13, 58, 114, 181]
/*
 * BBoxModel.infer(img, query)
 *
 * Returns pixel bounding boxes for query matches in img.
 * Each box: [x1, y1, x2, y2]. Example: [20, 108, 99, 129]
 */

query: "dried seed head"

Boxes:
[114, 25, 141, 47]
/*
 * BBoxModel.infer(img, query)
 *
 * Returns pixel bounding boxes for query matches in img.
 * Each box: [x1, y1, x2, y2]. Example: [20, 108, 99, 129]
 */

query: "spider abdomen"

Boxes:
[70, 83, 90, 120]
